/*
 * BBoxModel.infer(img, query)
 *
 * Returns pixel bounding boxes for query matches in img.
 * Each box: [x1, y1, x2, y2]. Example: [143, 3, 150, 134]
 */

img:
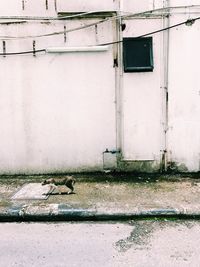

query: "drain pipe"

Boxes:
[102, 0, 123, 172]
[116, 0, 124, 167]
[162, 0, 170, 171]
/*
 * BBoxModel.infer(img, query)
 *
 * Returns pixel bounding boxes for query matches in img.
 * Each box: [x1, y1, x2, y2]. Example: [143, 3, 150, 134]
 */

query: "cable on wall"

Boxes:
[0, 5, 200, 40]
[0, 4, 200, 21]
[0, 14, 200, 55]
[97, 16, 200, 46]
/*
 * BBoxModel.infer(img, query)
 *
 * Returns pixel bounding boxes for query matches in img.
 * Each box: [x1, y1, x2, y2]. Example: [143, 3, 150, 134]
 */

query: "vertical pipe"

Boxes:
[162, 0, 170, 171]
[115, 0, 123, 168]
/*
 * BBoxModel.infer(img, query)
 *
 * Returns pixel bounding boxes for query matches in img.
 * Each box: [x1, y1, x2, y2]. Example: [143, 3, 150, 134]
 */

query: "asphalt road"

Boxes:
[1, 220, 200, 267]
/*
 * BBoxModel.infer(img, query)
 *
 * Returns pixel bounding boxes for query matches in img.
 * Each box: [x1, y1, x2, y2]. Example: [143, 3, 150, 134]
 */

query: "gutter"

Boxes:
[1, 205, 200, 222]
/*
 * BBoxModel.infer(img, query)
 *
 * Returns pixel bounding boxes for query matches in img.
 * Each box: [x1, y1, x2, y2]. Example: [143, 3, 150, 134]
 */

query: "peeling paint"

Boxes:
[40, 21, 51, 25]
[63, 25, 67, 42]
[95, 24, 98, 43]
[45, 0, 49, 10]
[2, 40, 6, 57]
[54, 0, 57, 12]
[22, 0, 25, 10]
[118, 160, 161, 173]
[167, 162, 188, 173]
[33, 40, 36, 56]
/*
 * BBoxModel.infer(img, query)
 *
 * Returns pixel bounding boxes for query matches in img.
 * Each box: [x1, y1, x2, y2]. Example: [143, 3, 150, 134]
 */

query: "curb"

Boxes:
[1, 205, 200, 222]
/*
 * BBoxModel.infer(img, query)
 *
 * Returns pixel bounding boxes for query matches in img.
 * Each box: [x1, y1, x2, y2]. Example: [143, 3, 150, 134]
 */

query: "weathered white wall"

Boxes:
[170, 0, 200, 6]
[168, 9, 200, 172]
[0, 0, 200, 173]
[121, 2, 200, 172]
[0, 0, 57, 16]
[0, 17, 116, 174]
[0, 0, 164, 16]
[57, 0, 119, 12]
[121, 19, 164, 164]
[123, 0, 162, 13]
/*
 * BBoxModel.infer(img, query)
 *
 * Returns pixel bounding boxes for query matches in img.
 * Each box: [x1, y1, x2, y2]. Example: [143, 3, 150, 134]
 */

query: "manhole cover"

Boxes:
[11, 183, 53, 200]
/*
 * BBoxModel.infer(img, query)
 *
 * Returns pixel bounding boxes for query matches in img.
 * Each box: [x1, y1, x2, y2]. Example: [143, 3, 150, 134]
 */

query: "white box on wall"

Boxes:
[57, 0, 119, 12]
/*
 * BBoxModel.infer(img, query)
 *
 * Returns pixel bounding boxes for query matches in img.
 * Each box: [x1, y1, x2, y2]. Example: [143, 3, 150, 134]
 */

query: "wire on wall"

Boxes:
[0, 11, 200, 55]
[0, 4, 200, 22]
[0, 49, 45, 56]
[98, 16, 200, 46]
[1, 5, 200, 40]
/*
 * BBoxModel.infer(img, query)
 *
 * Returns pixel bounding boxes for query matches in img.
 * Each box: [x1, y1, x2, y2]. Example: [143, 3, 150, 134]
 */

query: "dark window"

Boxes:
[123, 37, 154, 72]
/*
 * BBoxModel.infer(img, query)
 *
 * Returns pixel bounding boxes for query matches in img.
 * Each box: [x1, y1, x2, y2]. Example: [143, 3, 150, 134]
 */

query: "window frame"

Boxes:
[123, 37, 154, 73]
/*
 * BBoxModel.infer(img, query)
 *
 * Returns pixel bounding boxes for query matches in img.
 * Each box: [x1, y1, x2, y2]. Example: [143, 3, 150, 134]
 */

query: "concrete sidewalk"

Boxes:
[0, 173, 200, 221]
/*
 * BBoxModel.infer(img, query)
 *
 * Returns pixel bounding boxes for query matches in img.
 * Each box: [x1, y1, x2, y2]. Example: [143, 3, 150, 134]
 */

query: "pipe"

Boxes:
[46, 46, 109, 53]
[162, 0, 170, 171]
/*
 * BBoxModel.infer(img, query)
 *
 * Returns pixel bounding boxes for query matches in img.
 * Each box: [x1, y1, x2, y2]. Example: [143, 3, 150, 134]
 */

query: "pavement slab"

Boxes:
[0, 173, 200, 221]
[11, 183, 53, 200]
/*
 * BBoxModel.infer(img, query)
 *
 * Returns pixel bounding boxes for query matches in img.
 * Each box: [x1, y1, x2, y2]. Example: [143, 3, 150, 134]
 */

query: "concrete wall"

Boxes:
[0, 0, 200, 173]
[121, 19, 164, 164]
[57, 0, 119, 12]
[0, 10, 117, 173]
[167, 6, 200, 172]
